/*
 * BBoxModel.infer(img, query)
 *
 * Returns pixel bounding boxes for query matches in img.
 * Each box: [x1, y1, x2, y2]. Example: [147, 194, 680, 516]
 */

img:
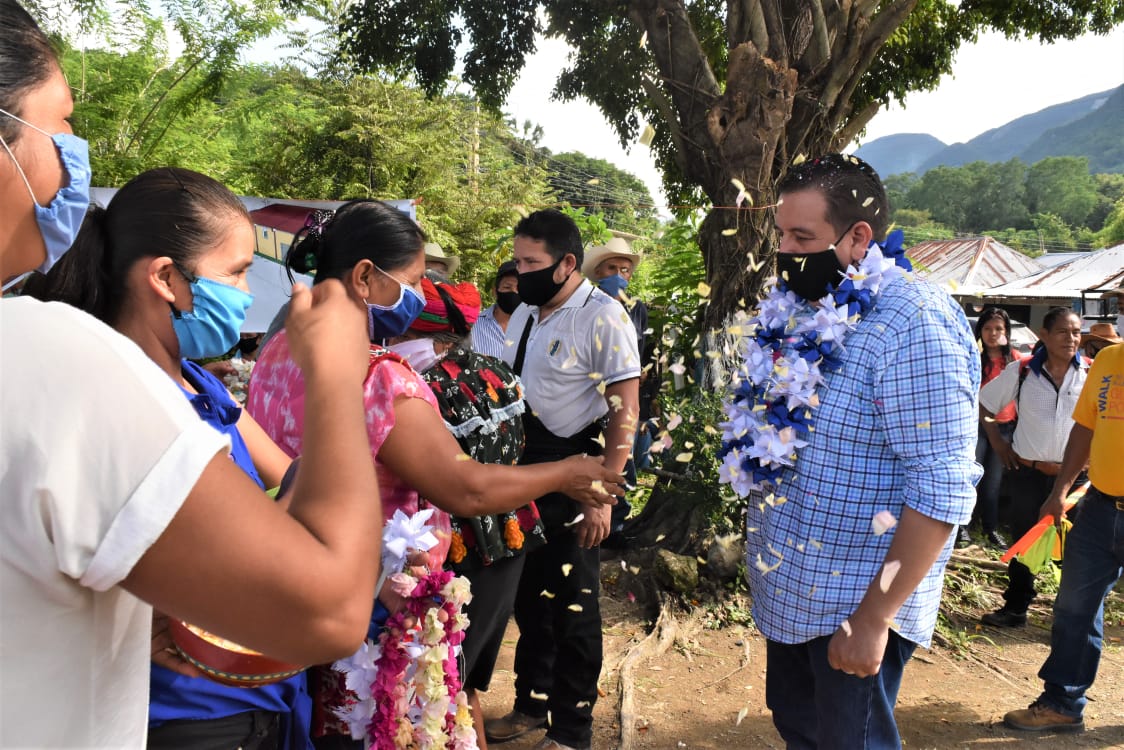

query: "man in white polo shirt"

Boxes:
[485, 209, 640, 750]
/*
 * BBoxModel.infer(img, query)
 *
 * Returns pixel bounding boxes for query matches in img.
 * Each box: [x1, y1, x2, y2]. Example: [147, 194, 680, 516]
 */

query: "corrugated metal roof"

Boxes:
[907, 236, 1042, 292]
[976, 244, 1124, 301]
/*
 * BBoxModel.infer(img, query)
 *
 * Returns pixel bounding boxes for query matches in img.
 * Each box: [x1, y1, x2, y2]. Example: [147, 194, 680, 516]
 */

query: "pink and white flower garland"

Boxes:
[333, 513, 477, 749]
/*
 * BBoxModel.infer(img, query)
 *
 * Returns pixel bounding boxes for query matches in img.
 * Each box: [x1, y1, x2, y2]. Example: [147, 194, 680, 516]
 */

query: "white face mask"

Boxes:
[390, 337, 442, 373]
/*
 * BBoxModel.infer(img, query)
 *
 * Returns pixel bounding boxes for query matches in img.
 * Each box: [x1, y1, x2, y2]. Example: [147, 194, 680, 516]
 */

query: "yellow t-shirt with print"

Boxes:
[1072, 343, 1124, 496]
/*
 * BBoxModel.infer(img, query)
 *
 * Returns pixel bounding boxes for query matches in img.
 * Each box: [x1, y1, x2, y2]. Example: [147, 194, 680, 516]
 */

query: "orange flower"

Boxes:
[449, 531, 467, 564]
[504, 518, 524, 550]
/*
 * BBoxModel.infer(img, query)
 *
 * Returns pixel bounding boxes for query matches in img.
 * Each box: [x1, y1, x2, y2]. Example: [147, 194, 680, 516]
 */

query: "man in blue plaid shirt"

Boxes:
[747, 154, 981, 748]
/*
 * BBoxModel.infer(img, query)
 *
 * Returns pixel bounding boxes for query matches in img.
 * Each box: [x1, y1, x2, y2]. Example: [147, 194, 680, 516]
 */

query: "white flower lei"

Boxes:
[719, 234, 911, 497]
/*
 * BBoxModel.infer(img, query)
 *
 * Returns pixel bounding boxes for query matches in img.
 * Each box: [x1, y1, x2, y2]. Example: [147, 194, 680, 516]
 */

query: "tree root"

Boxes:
[617, 594, 679, 750]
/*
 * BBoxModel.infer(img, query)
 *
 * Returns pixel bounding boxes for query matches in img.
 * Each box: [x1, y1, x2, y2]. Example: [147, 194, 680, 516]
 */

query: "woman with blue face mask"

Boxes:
[248, 200, 625, 748]
[28, 167, 315, 750]
[0, 3, 390, 748]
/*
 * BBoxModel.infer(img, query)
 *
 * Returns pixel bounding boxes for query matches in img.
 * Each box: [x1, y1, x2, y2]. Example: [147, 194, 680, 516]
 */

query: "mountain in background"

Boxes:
[856, 85, 1122, 176]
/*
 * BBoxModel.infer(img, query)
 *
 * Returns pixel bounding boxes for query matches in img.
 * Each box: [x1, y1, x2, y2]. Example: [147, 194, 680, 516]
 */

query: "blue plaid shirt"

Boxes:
[746, 276, 981, 648]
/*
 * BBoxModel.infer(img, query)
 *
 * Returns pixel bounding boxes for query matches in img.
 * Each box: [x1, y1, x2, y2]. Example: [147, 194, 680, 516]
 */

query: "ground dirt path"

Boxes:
[478, 561, 1124, 750]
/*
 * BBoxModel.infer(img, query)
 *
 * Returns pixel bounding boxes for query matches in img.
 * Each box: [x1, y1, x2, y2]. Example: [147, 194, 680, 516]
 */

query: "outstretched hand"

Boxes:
[560, 454, 623, 507]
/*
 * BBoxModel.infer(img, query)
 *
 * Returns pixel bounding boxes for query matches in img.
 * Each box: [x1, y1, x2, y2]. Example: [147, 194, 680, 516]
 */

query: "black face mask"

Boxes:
[495, 290, 522, 315]
[776, 228, 852, 301]
[517, 259, 570, 307]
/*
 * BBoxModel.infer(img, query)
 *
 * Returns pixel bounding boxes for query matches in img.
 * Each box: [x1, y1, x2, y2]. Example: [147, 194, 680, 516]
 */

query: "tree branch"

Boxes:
[640, 74, 692, 178]
[728, 0, 768, 53]
[803, 0, 832, 72]
[834, 98, 879, 148]
[759, 0, 789, 62]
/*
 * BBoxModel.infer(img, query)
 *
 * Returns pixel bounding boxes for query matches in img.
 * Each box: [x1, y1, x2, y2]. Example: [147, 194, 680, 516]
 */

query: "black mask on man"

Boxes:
[776, 227, 853, 301]
[495, 290, 522, 315]
[517, 259, 570, 307]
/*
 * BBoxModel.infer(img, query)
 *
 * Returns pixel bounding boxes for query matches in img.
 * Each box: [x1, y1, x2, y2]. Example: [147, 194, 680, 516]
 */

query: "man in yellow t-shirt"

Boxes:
[1004, 342, 1124, 733]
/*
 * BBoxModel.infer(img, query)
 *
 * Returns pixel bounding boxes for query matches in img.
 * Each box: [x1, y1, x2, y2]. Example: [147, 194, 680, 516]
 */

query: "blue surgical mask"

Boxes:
[368, 265, 426, 341]
[170, 269, 255, 360]
[598, 274, 630, 298]
[0, 108, 92, 274]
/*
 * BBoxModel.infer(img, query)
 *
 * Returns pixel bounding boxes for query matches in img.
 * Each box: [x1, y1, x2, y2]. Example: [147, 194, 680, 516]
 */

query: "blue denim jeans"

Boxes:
[765, 631, 916, 749]
[974, 422, 1014, 533]
[1037, 486, 1124, 718]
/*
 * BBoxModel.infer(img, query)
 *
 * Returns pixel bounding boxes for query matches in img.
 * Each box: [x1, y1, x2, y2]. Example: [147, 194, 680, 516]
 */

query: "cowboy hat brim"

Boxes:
[582, 238, 641, 279]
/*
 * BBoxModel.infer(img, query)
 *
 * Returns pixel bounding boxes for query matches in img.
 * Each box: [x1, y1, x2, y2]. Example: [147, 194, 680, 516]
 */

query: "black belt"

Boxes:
[1092, 486, 1124, 511]
[521, 410, 606, 462]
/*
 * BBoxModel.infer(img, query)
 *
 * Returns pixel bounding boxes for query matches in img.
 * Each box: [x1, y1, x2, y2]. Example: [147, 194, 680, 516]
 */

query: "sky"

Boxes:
[503, 26, 1124, 209]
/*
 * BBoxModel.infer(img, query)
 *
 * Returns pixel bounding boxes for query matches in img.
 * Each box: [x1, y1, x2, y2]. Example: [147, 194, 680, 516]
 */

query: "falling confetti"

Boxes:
[540, 590, 556, 599]
[455, 453, 471, 461]
[722, 228, 738, 236]
[587, 178, 600, 185]
[792, 154, 807, 165]
[675, 452, 694, 462]
[879, 560, 902, 593]
[531, 690, 549, 700]
[568, 604, 584, 612]
[736, 707, 749, 726]
[871, 510, 897, 536]
[639, 30, 648, 48]
[561, 563, 574, 577]
[667, 413, 683, 430]
[862, 196, 874, 207]
[564, 513, 585, 527]
[840, 619, 852, 637]
[697, 282, 711, 298]
[639, 123, 656, 147]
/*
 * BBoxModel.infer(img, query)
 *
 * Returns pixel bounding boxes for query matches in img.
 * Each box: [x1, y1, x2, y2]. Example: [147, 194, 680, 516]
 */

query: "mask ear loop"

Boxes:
[0, 131, 39, 205]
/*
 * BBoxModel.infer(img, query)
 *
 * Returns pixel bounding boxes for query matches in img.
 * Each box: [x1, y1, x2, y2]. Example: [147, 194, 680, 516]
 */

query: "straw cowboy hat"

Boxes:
[582, 236, 642, 279]
[1081, 321, 1123, 346]
[423, 242, 460, 276]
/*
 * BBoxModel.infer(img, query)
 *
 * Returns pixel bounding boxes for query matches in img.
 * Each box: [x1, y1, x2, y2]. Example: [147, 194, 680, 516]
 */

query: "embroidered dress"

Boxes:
[421, 346, 546, 570]
[247, 331, 452, 738]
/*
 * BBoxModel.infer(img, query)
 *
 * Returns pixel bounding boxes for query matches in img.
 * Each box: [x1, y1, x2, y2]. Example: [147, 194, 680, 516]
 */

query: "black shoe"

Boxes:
[955, 527, 972, 548]
[982, 607, 1027, 628]
[985, 530, 1008, 549]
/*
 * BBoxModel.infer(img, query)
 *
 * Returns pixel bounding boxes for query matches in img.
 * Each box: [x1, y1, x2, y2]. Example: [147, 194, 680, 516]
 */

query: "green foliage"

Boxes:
[545, 151, 657, 235]
[1096, 197, 1124, 246]
[1025, 156, 1099, 226]
[895, 155, 1121, 250]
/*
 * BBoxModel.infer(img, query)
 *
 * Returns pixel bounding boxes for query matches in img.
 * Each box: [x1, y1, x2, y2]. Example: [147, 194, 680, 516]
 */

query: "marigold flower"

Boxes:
[504, 518, 524, 549]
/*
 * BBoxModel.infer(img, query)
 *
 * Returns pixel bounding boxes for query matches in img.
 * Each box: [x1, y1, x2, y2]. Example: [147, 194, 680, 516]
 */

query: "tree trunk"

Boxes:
[621, 478, 712, 555]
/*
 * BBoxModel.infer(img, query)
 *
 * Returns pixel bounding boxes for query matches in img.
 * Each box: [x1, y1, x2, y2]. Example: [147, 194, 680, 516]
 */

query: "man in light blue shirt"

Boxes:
[745, 154, 981, 748]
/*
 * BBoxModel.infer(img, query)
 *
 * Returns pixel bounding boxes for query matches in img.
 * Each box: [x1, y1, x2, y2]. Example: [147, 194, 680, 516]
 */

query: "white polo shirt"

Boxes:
[980, 355, 1088, 462]
[502, 279, 641, 437]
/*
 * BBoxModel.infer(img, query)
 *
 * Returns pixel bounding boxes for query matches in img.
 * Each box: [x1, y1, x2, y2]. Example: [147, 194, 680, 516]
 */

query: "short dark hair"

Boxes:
[1042, 306, 1078, 332]
[0, 0, 59, 144]
[30, 167, 248, 325]
[513, 209, 583, 266]
[287, 199, 426, 284]
[494, 259, 517, 289]
[777, 153, 889, 240]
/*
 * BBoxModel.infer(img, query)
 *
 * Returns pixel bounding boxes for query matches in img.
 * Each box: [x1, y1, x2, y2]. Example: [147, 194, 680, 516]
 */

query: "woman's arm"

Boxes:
[122, 281, 382, 666]
[379, 395, 622, 516]
[236, 407, 294, 490]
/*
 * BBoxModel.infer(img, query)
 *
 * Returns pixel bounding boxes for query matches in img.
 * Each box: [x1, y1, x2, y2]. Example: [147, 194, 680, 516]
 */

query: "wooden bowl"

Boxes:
[169, 620, 304, 687]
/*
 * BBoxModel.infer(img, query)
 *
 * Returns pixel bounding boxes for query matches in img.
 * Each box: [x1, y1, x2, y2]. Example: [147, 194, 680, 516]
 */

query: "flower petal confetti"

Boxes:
[879, 560, 902, 593]
[871, 510, 898, 536]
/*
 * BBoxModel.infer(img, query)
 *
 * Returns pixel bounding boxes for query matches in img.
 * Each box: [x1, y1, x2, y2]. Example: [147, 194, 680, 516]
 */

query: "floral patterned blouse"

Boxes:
[246, 330, 451, 737]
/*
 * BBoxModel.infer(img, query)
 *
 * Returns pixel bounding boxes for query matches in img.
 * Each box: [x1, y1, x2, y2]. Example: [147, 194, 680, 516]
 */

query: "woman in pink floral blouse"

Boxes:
[246, 199, 621, 747]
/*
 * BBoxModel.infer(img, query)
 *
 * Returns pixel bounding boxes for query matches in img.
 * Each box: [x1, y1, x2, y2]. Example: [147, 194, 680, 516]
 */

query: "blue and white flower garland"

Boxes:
[718, 230, 912, 497]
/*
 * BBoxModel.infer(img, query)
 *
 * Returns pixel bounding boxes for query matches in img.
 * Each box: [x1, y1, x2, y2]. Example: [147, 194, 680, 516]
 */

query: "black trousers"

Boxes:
[512, 490, 601, 749]
[510, 414, 604, 749]
[1002, 464, 1084, 612]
